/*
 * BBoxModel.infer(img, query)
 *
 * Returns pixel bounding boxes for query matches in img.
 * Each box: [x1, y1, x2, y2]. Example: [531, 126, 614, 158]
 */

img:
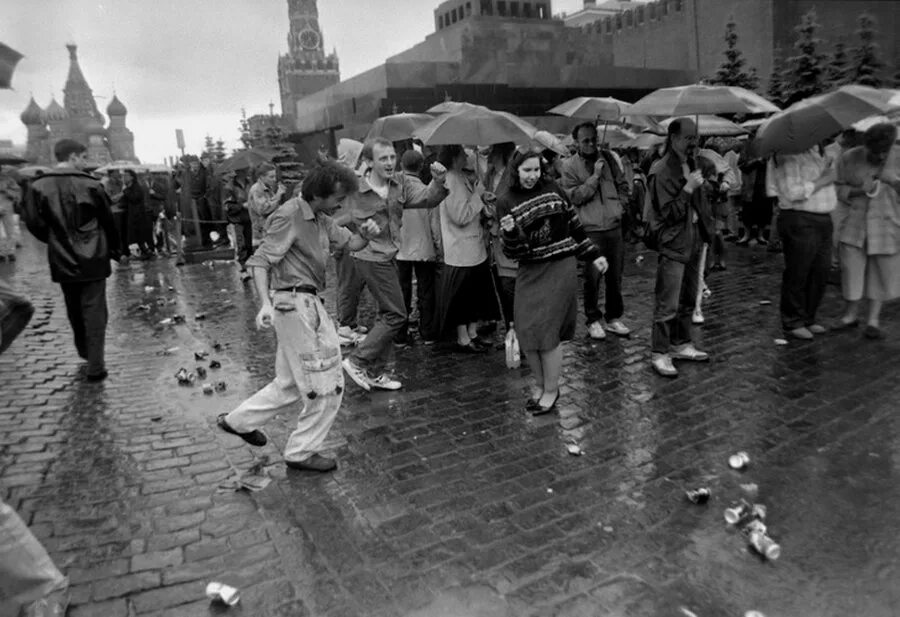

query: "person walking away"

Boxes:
[120, 169, 152, 260]
[766, 145, 837, 340]
[498, 148, 607, 414]
[736, 151, 773, 246]
[560, 122, 631, 341]
[395, 150, 441, 345]
[645, 118, 713, 378]
[435, 145, 497, 352]
[831, 123, 900, 339]
[147, 170, 170, 255]
[217, 162, 380, 472]
[341, 138, 448, 391]
[22, 139, 121, 382]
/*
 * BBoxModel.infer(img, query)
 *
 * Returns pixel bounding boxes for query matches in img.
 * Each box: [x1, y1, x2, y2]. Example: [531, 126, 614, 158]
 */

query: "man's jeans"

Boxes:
[652, 235, 703, 354]
[60, 279, 108, 376]
[0, 498, 67, 613]
[335, 250, 364, 329]
[584, 228, 625, 324]
[350, 259, 407, 374]
[225, 291, 343, 463]
[396, 260, 438, 341]
[777, 210, 833, 331]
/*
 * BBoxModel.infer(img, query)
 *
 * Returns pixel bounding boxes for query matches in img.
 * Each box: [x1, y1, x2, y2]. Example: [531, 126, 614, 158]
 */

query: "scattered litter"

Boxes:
[546, 488, 554, 494]
[209, 360, 222, 369]
[162, 347, 180, 356]
[156, 298, 166, 307]
[137, 304, 151, 311]
[202, 383, 214, 395]
[215, 381, 227, 392]
[742, 519, 767, 537]
[196, 367, 208, 379]
[143, 285, 155, 293]
[685, 488, 710, 504]
[748, 529, 781, 560]
[159, 318, 173, 325]
[678, 608, 699, 617]
[774, 338, 788, 346]
[602, 526, 613, 533]
[168, 286, 175, 292]
[213, 342, 223, 351]
[728, 451, 750, 470]
[745, 612, 767, 617]
[195, 351, 209, 360]
[759, 300, 772, 306]
[219, 288, 228, 293]
[195, 312, 207, 321]
[635, 255, 645, 265]
[631, 391, 654, 403]
[566, 444, 583, 456]
[175, 368, 194, 386]
[205, 582, 240, 606]
[172, 314, 186, 323]
[740, 483, 759, 497]
[725, 500, 766, 526]
[168, 298, 177, 305]
[150, 416, 163, 422]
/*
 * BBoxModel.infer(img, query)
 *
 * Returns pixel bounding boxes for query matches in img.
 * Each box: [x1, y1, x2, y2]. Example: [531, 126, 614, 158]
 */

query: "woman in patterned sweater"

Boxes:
[498, 149, 608, 415]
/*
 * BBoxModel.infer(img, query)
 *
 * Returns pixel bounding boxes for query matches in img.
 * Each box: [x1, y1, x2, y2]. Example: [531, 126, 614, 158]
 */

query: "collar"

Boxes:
[297, 197, 315, 221]
[359, 172, 398, 194]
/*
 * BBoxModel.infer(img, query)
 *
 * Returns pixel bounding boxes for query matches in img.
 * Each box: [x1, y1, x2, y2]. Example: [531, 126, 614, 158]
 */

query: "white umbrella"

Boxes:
[548, 97, 629, 122]
[414, 107, 537, 146]
[653, 115, 749, 137]
[96, 160, 147, 173]
[626, 84, 780, 117]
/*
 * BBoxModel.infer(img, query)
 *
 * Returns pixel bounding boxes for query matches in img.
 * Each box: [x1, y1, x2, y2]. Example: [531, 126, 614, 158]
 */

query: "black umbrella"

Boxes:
[0, 43, 23, 90]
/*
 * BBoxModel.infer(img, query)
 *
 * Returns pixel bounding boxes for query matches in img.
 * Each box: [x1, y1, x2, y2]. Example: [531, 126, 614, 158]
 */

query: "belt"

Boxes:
[274, 284, 318, 296]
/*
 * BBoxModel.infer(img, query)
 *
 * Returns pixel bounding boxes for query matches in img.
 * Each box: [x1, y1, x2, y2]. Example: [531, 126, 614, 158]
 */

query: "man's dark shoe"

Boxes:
[285, 453, 337, 472]
[216, 413, 267, 446]
[864, 325, 885, 340]
[85, 370, 108, 382]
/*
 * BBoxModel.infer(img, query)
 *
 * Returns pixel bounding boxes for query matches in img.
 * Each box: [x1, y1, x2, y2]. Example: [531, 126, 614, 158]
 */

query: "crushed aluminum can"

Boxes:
[724, 499, 752, 525]
[173, 314, 186, 323]
[215, 381, 227, 393]
[759, 300, 772, 306]
[728, 451, 750, 470]
[168, 286, 175, 292]
[159, 318, 173, 325]
[143, 285, 155, 293]
[774, 338, 789, 346]
[205, 582, 240, 606]
[194, 351, 209, 361]
[175, 368, 192, 385]
[137, 304, 151, 311]
[195, 312, 207, 321]
[213, 342, 223, 351]
[202, 383, 214, 395]
[209, 360, 222, 369]
[750, 504, 767, 521]
[742, 519, 767, 537]
[635, 254, 645, 265]
[685, 488, 711, 504]
[745, 612, 767, 617]
[566, 444, 583, 456]
[748, 530, 781, 561]
[196, 367, 208, 379]
[156, 298, 166, 307]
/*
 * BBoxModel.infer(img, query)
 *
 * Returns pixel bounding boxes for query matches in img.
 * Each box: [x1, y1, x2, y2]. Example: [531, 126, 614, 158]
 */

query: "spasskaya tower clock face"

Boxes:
[299, 29, 320, 50]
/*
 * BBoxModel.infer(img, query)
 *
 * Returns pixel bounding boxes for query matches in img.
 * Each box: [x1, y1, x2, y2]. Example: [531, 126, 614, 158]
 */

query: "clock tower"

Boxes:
[278, 0, 340, 122]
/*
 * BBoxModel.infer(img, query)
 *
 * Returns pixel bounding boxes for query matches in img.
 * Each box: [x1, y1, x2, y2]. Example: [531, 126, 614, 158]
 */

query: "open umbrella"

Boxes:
[548, 97, 629, 122]
[365, 113, 435, 141]
[217, 148, 276, 174]
[620, 133, 665, 150]
[651, 115, 749, 137]
[598, 126, 637, 147]
[95, 160, 147, 173]
[414, 107, 538, 146]
[0, 153, 27, 166]
[751, 85, 899, 157]
[626, 84, 780, 117]
[531, 131, 569, 156]
[426, 101, 485, 114]
[9, 165, 50, 180]
[0, 43, 23, 90]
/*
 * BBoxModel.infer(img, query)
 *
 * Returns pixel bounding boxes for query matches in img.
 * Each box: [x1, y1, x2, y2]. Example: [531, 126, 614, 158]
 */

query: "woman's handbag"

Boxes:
[0, 279, 34, 354]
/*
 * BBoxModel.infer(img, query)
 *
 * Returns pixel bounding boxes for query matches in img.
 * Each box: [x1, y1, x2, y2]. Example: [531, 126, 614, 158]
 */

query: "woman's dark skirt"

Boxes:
[437, 259, 499, 336]
[514, 256, 577, 352]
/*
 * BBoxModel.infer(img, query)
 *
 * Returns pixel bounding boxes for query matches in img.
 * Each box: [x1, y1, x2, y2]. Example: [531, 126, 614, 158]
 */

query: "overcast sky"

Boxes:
[2, 0, 593, 163]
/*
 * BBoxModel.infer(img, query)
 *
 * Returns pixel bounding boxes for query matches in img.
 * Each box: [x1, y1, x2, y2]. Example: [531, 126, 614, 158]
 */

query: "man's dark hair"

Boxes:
[571, 122, 597, 141]
[256, 162, 276, 176]
[863, 123, 897, 154]
[401, 149, 424, 174]
[301, 161, 359, 202]
[54, 139, 86, 163]
[506, 147, 546, 192]
[436, 144, 464, 169]
[361, 137, 393, 162]
[667, 117, 695, 137]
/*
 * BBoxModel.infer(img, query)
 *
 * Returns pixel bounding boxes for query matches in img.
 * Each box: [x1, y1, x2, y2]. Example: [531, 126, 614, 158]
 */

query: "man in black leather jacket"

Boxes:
[22, 139, 121, 382]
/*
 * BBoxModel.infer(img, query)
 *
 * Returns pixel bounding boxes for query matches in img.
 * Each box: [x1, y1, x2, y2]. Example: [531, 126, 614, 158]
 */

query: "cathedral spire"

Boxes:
[63, 42, 102, 122]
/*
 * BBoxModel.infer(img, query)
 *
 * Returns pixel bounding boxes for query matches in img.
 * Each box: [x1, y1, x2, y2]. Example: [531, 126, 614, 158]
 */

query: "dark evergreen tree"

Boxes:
[783, 9, 827, 106]
[825, 42, 849, 88]
[202, 134, 215, 159]
[710, 17, 760, 90]
[212, 139, 227, 164]
[846, 13, 884, 87]
[767, 48, 788, 107]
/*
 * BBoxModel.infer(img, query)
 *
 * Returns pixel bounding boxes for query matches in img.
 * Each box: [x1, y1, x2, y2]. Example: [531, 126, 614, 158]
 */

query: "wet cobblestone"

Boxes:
[2, 234, 900, 617]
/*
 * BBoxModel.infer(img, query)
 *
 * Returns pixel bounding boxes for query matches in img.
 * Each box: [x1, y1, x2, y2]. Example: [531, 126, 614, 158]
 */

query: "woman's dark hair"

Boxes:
[490, 142, 517, 167]
[301, 161, 359, 202]
[436, 144, 464, 169]
[123, 169, 138, 183]
[506, 148, 546, 192]
[863, 123, 898, 154]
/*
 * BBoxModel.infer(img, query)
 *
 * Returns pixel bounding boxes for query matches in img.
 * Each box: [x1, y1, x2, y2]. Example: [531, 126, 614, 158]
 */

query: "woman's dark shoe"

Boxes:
[531, 391, 560, 416]
[217, 413, 267, 446]
[285, 453, 337, 472]
[864, 325, 885, 340]
[456, 341, 488, 354]
[710, 263, 726, 272]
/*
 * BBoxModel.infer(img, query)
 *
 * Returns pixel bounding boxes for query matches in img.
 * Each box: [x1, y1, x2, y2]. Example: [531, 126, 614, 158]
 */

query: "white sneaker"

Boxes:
[369, 373, 402, 391]
[588, 321, 606, 340]
[605, 319, 631, 337]
[651, 353, 678, 377]
[692, 308, 705, 324]
[702, 284, 712, 299]
[670, 343, 710, 362]
[341, 358, 371, 391]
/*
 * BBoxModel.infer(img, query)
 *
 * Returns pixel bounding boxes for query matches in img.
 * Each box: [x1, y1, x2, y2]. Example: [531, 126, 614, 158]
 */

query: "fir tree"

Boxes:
[846, 13, 884, 87]
[825, 42, 849, 88]
[213, 139, 227, 164]
[710, 17, 760, 90]
[783, 9, 827, 106]
[767, 48, 787, 107]
[202, 134, 215, 158]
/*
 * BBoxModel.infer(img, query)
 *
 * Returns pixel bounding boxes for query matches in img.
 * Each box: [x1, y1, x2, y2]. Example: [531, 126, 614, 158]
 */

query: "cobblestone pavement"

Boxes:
[2, 234, 900, 617]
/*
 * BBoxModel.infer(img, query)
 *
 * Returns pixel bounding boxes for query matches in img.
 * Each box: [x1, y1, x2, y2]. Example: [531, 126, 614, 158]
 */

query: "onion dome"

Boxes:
[42, 97, 69, 122]
[20, 97, 44, 125]
[107, 94, 127, 117]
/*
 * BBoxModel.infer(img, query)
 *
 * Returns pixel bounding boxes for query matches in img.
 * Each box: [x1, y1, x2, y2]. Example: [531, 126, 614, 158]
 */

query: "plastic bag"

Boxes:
[505, 325, 521, 369]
